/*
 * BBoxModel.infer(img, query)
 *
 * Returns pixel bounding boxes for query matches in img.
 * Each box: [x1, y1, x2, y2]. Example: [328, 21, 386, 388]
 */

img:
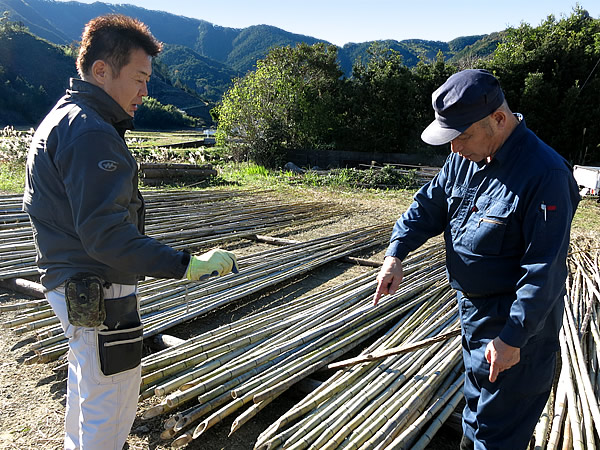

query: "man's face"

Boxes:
[450, 118, 499, 163]
[102, 48, 152, 117]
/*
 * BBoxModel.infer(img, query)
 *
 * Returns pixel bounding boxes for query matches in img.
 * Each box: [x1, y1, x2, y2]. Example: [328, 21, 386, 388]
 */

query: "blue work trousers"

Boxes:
[458, 292, 557, 450]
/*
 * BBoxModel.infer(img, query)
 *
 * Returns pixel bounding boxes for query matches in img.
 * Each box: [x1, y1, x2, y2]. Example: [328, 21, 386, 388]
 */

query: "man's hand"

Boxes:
[186, 249, 238, 281]
[373, 256, 403, 306]
[485, 337, 520, 383]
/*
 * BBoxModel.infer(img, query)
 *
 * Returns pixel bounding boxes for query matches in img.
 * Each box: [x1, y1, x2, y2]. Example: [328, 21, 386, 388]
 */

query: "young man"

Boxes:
[374, 69, 580, 449]
[23, 14, 236, 450]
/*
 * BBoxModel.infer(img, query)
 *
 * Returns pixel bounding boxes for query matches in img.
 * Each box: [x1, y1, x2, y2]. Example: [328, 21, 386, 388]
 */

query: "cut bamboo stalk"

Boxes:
[381, 372, 463, 450]
[401, 385, 465, 450]
[547, 363, 568, 450]
[0, 278, 44, 298]
[560, 329, 585, 450]
[563, 297, 600, 443]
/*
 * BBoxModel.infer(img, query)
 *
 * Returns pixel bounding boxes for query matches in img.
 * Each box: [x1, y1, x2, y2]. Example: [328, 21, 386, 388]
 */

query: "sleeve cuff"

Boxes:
[179, 251, 191, 278]
[385, 240, 412, 261]
[499, 322, 528, 348]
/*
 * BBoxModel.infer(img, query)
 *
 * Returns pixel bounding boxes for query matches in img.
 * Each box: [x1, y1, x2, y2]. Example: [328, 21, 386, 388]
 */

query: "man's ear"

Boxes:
[490, 110, 507, 129]
[90, 60, 108, 86]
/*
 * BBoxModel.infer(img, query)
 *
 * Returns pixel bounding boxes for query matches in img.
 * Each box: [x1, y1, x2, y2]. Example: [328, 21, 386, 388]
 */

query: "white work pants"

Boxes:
[47, 284, 141, 450]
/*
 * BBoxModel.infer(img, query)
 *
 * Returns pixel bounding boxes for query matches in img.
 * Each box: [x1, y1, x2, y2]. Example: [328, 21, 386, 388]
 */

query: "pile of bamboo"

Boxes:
[358, 163, 440, 187]
[0, 190, 342, 280]
[138, 163, 217, 186]
[529, 235, 600, 450]
[133, 243, 461, 448]
[2, 226, 389, 366]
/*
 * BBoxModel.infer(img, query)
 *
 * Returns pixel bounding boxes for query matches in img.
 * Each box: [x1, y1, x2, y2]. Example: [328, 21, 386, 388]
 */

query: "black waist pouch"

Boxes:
[65, 273, 105, 327]
[97, 293, 143, 376]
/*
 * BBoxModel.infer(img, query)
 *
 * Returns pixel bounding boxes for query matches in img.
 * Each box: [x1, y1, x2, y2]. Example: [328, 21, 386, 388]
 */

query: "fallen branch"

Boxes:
[327, 327, 461, 369]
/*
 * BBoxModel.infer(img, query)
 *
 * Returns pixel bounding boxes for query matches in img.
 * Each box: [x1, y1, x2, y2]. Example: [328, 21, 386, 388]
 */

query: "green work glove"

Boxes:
[185, 248, 238, 281]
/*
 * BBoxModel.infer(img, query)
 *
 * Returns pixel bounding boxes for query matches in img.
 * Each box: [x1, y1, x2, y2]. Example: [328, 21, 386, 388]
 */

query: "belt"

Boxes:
[54, 283, 137, 299]
[461, 292, 488, 299]
[104, 284, 137, 299]
[460, 291, 513, 299]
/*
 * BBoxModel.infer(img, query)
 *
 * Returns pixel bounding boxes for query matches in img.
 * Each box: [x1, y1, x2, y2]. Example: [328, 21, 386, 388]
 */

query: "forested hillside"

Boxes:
[0, 15, 213, 127]
[0, 0, 496, 74]
[1, 0, 596, 165]
[215, 8, 600, 167]
[0, 19, 75, 124]
[0, 0, 500, 96]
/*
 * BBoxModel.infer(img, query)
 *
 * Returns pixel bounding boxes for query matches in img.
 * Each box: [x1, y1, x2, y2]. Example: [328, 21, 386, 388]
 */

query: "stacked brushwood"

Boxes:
[358, 163, 440, 187]
[0, 190, 342, 280]
[135, 242, 461, 448]
[1, 226, 390, 367]
[138, 163, 217, 186]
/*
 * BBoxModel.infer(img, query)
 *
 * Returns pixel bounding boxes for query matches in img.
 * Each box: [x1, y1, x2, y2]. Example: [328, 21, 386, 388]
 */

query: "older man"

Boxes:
[374, 69, 580, 449]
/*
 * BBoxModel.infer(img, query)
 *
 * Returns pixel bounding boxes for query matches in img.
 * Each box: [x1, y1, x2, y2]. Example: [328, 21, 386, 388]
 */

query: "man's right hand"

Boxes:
[186, 249, 238, 281]
[373, 256, 403, 306]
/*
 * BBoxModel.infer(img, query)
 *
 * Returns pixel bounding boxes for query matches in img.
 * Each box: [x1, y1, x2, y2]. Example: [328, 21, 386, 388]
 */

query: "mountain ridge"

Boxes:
[0, 0, 498, 74]
[0, 0, 502, 125]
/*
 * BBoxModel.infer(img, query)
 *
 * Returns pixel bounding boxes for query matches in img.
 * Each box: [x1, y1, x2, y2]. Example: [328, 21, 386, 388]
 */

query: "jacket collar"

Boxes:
[67, 78, 134, 138]
[487, 115, 527, 166]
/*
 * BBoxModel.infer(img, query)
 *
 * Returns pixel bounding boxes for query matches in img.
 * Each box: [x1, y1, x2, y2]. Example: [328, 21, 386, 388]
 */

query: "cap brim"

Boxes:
[421, 120, 464, 146]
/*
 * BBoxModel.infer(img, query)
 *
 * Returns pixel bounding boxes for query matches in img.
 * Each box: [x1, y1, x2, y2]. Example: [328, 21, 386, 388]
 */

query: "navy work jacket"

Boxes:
[386, 119, 580, 350]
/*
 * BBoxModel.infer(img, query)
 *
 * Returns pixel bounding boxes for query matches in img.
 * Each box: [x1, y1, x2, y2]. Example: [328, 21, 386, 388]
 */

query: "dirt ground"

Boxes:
[0, 187, 461, 450]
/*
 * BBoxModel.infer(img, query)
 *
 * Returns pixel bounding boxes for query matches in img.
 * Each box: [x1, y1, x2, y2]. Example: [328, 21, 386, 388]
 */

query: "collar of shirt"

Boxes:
[476, 115, 527, 170]
[67, 78, 134, 134]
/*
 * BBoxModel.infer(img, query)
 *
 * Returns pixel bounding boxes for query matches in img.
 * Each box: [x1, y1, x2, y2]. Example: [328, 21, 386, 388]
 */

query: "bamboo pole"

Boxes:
[547, 364, 568, 450]
[560, 328, 585, 450]
[327, 327, 461, 369]
[382, 372, 463, 450]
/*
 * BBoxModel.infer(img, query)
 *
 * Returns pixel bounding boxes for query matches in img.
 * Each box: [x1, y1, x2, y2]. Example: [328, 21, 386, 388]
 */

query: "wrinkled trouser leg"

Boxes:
[47, 285, 141, 450]
[458, 292, 557, 450]
[461, 338, 554, 450]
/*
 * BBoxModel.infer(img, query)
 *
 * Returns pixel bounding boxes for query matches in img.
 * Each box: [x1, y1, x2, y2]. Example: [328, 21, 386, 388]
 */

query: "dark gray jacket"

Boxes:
[23, 79, 189, 291]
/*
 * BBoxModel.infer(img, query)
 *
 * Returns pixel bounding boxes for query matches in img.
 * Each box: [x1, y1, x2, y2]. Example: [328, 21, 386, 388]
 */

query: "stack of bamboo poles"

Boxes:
[2, 226, 389, 366]
[0, 190, 343, 280]
[0, 194, 35, 279]
[138, 163, 217, 186]
[253, 277, 460, 448]
[133, 243, 462, 448]
[529, 235, 600, 450]
[254, 237, 600, 450]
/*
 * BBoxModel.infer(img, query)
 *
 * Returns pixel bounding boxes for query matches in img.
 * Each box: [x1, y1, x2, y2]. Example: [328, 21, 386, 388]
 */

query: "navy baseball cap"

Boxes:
[421, 69, 505, 145]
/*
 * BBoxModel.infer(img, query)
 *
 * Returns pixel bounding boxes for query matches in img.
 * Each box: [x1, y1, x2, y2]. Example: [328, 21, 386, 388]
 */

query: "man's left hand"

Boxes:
[185, 249, 238, 281]
[485, 337, 520, 383]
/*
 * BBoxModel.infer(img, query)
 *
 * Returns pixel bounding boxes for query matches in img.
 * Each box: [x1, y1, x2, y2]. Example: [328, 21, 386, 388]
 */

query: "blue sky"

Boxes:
[57, 0, 598, 46]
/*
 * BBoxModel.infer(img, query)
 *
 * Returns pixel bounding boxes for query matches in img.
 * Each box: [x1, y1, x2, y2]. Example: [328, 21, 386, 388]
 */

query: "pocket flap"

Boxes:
[476, 196, 513, 219]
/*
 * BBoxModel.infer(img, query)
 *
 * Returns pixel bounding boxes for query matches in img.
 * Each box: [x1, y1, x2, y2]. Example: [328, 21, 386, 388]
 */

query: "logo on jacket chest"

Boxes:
[98, 160, 118, 172]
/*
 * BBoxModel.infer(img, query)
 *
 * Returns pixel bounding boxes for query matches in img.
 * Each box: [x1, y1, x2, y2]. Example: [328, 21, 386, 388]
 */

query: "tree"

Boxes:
[134, 97, 199, 129]
[214, 43, 343, 167]
[486, 7, 600, 163]
[412, 51, 457, 139]
[336, 43, 427, 153]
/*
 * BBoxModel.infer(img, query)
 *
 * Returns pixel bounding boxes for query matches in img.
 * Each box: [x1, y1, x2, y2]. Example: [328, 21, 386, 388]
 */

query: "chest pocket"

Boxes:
[471, 197, 514, 255]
